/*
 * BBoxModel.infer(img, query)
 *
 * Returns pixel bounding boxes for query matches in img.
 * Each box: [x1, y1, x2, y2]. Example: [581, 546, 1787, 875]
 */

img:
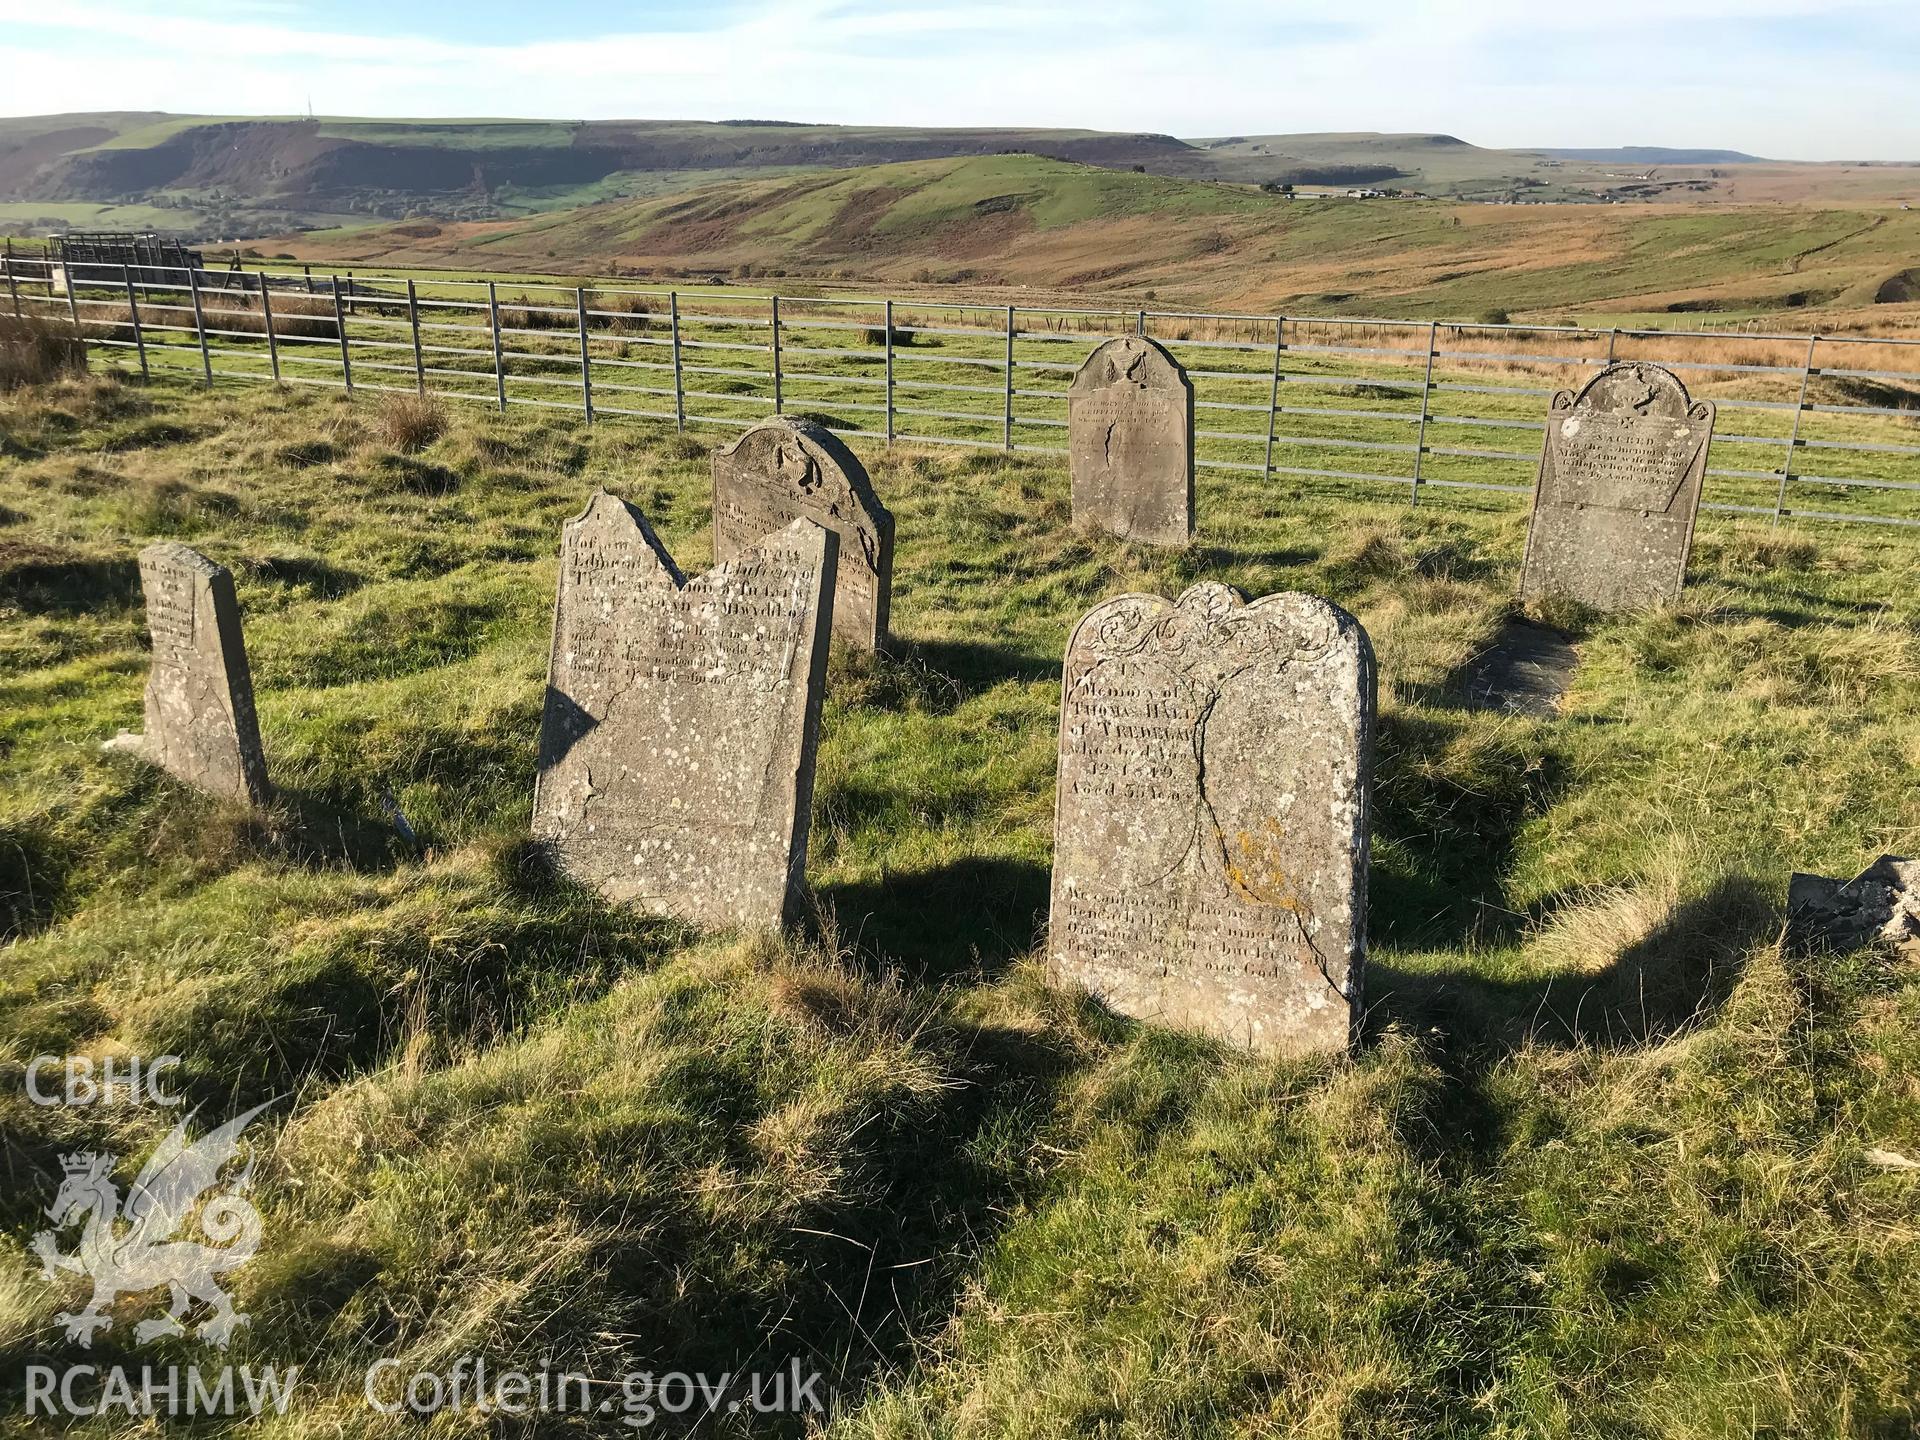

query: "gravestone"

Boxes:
[712, 417, 894, 651]
[1520, 361, 1716, 612]
[1048, 583, 1374, 1056]
[1067, 336, 1194, 547]
[103, 542, 270, 806]
[533, 490, 837, 929]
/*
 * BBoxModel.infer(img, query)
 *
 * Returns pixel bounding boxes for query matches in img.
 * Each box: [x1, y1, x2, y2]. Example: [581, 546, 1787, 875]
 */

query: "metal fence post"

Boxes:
[770, 294, 783, 415]
[1606, 327, 1620, 365]
[1135, 309, 1146, 338]
[1003, 304, 1015, 450]
[488, 281, 506, 412]
[331, 277, 352, 394]
[576, 286, 594, 422]
[669, 291, 684, 432]
[187, 266, 211, 386]
[303, 263, 315, 295]
[4, 241, 19, 318]
[1410, 320, 1438, 507]
[1774, 334, 1819, 524]
[258, 273, 280, 383]
[883, 299, 895, 445]
[407, 279, 425, 393]
[123, 266, 148, 380]
[1264, 316, 1285, 477]
[65, 260, 87, 362]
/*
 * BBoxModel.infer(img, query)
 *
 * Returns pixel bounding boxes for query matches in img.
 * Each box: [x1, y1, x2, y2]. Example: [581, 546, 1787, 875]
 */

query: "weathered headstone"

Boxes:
[533, 490, 837, 929]
[712, 417, 894, 651]
[1048, 583, 1374, 1056]
[103, 542, 270, 806]
[1520, 361, 1716, 612]
[1067, 336, 1194, 547]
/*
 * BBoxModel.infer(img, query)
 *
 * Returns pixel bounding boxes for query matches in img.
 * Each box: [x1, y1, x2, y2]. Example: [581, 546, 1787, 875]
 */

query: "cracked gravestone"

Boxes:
[1520, 361, 1716, 612]
[1067, 336, 1194, 547]
[1048, 582, 1374, 1056]
[712, 417, 894, 651]
[103, 542, 270, 806]
[533, 490, 837, 929]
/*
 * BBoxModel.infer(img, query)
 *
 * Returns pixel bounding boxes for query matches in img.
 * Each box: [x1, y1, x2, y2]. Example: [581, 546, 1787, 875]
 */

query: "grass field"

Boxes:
[1, 369, 1918, 1435]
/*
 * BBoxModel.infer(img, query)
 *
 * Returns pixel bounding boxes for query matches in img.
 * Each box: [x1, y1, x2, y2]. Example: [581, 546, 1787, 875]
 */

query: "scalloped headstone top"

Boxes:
[1048, 582, 1374, 1056]
[1067, 337, 1194, 547]
[1520, 362, 1716, 612]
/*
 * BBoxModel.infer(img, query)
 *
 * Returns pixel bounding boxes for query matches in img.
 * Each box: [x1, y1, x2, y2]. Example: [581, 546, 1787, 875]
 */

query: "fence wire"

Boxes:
[7, 255, 1920, 529]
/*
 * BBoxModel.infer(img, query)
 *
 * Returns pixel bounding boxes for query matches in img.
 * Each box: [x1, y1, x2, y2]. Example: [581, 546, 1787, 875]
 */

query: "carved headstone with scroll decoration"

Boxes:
[1520, 361, 1716, 612]
[712, 417, 893, 651]
[1048, 582, 1374, 1056]
[533, 490, 837, 929]
[1067, 336, 1194, 547]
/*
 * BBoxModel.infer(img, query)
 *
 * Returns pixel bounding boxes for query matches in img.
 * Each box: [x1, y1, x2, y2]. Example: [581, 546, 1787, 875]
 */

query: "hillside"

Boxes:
[2, 370, 1917, 1437]
[286, 153, 1920, 328]
[0, 114, 1205, 239]
[4, 114, 1917, 243]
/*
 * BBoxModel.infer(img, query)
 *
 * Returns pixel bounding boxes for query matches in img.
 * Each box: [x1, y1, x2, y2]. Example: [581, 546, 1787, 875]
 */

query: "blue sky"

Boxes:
[0, 0, 1913, 160]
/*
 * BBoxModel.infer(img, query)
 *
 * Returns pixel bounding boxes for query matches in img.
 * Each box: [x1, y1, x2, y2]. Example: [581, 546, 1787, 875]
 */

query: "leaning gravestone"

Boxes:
[1520, 361, 1716, 612]
[103, 542, 270, 807]
[1067, 336, 1194, 547]
[533, 490, 837, 930]
[1048, 583, 1374, 1056]
[712, 417, 894, 651]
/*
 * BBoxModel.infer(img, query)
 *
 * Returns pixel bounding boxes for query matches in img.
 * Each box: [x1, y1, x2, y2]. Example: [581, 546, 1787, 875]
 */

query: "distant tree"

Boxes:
[1260, 180, 1295, 194]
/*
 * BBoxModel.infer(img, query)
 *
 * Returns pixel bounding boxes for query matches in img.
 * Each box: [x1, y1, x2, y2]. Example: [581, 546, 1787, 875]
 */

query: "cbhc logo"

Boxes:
[25, 1056, 184, 1108]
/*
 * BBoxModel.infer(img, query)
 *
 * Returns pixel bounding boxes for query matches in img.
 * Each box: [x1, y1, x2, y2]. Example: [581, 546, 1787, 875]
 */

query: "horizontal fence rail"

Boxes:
[7, 254, 1920, 529]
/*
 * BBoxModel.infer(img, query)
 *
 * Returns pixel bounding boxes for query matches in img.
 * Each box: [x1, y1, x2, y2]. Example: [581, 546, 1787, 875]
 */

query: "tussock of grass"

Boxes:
[0, 376, 1916, 1436]
[371, 392, 447, 454]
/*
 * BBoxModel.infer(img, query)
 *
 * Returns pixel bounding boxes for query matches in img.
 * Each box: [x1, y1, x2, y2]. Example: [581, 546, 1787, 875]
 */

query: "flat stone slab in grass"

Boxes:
[712, 417, 894, 651]
[533, 490, 836, 930]
[1458, 620, 1578, 716]
[104, 542, 270, 807]
[1520, 362, 1716, 612]
[1067, 336, 1194, 547]
[1049, 582, 1374, 1056]
[1786, 854, 1920, 955]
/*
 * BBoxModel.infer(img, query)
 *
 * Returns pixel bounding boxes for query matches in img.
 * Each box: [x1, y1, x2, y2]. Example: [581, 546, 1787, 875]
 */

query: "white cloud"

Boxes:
[0, 0, 1911, 159]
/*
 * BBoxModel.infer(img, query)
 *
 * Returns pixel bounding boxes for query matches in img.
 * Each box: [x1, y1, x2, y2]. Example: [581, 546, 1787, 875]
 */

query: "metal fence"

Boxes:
[8, 254, 1920, 529]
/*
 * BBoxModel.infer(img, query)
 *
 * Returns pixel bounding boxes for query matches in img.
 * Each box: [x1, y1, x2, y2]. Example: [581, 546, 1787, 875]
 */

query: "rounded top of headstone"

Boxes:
[718, 416, 868, 486]
[1563, 361, 1694, 419]
[1069, 336, 1190, 395]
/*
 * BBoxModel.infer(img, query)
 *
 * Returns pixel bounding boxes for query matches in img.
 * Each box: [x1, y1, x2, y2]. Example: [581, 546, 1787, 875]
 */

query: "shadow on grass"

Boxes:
[1369, 710, 1567, 952]
[1367, 872, 1774, 1055]
[0, 544, 141, 614]
[811, 855, 1049, 983]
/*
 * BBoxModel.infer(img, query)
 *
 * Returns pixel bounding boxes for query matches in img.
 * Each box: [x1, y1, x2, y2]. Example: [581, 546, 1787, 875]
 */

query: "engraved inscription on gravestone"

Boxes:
[103, 542, 270, 807]
[1048, 583, 1374, 1056]
[1067, 336, 1195, 547]
[712, 417, 894, 651]
[1520, 361, 1716, 612]
[533, 490, 837, 929]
